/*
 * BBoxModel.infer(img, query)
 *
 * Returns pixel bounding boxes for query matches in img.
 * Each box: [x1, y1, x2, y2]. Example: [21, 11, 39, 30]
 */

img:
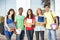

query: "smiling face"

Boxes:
[36, 8, 43, 16]
[26, 9, 33, 18]
[18, 8, 23, 15]
[10, 10, 14, 15]
[45, 6, 50, 12]
[37, 9, 42, 15]
[27, 10, 31, 15]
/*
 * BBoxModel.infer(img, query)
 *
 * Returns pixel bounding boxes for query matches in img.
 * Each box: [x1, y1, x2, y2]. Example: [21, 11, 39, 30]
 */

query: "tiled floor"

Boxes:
[0, 30, 60, 40]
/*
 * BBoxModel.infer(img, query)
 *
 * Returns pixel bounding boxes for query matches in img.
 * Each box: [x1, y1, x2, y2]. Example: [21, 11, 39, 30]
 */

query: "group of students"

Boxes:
[4, 4, 58, 40]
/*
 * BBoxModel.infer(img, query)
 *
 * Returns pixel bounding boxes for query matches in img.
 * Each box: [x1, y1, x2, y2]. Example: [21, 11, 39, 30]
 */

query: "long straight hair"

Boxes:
[26, 9, 34, 18]
[7, 9, 15, 21]
[36, 8, 43, 16]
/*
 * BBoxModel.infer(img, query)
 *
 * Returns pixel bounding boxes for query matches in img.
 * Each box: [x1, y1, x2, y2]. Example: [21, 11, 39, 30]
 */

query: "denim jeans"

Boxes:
[26, 30, 34, 40]
[16, 30, 25, 40]
[5, 32, 13, 40]
[35, 31, 44, 40]
[47, 29, 57, 40]
[5, 30, 13, 40]
[5, 35, 11, 40]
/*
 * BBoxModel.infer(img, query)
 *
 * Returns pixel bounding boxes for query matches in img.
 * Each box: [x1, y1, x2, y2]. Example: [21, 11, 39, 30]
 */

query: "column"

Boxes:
[55, 0, 60, 17]
[16, 0, 30, 16]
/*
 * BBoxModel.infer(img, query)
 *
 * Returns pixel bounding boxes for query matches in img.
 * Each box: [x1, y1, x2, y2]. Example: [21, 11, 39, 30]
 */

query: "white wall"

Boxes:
[0, 0, 60, 17]
[30, 0, 44, 14]
[0, 0, 6, 16]
[5, 0, 16, 15]
[0, 0, 16, 16]
[50, 0, 55, 11]
[16, 0, 30, 16]
[55, 0, 60, 17]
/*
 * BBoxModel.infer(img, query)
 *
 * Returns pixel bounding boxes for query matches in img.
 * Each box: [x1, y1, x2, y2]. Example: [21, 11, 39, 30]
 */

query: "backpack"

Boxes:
[51, 11, 59, 26]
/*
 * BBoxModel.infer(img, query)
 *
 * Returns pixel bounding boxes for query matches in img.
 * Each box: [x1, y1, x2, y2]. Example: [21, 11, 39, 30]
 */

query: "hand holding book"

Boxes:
[36, 16, 45, 26]
[26, 18, 33, 27]
[38, 16, 44, 22]
[16, 29, 21, 34]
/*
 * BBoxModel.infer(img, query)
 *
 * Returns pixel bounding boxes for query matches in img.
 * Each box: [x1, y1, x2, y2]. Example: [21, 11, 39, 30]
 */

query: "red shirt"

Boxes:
[24, 17, 35, 30]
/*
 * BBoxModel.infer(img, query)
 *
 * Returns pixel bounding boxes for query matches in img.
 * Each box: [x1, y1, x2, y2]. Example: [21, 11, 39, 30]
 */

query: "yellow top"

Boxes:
[44, 11, 56, 29]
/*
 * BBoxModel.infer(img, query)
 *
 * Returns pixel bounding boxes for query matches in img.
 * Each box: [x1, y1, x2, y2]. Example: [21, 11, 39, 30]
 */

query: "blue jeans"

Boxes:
[5, 35, 12, 40]
[35, 31, 44, 40]
[47, 29, 57, 40]
[16, 30, 25, 40]
[26, 30, 34, 40]
[5, 31, 13, 40]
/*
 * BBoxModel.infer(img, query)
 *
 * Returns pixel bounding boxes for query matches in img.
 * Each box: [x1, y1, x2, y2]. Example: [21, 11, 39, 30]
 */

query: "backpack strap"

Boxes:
[50, 11, 56, 23]
[50, 11, 55, 20]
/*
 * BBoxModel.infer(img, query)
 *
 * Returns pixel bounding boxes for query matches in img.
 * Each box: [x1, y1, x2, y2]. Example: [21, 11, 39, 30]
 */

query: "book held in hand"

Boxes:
[26, 18, 32, 23]
[16, 29, 21, 34]
[38, 16, 44, 22]
[50, 23, 56, 29]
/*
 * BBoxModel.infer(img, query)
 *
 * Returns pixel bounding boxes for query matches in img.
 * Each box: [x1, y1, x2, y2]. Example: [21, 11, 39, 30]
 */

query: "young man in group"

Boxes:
[44, 4, 58, 40]
[14, 7, 25, 40]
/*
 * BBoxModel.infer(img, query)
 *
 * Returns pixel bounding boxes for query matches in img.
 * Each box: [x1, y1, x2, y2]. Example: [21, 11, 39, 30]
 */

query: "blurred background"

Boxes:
[0, 0, 60, 40]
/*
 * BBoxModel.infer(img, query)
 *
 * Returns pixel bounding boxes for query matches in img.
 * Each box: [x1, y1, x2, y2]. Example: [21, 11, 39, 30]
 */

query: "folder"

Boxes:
[38, 16, 44, 22]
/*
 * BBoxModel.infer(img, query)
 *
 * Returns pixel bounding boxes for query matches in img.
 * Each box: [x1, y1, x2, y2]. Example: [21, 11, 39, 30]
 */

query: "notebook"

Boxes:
[26, 18, 32, 23]
[16, 29, 21, 34]
[38, 16, 44, 22]
[50, 23, 56, 29]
